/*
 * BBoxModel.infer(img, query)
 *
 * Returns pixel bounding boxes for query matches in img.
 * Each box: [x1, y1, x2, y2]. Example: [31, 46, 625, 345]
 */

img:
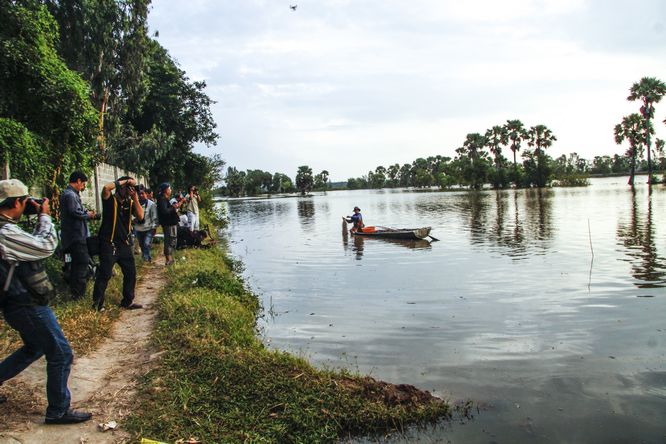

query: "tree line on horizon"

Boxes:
[0, 1, 224, 204]
[221, 77, 666, 197]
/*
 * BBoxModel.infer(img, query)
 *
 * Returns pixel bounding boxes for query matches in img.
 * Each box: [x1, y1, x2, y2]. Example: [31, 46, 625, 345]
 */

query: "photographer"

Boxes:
[134, 185, 158, 262]
[184, 185, 201, 232]
[59, 171, 97, 300]
[0, 179, 92, 424]
[156, 183, 180, 266]
[91, 176, 144, 311]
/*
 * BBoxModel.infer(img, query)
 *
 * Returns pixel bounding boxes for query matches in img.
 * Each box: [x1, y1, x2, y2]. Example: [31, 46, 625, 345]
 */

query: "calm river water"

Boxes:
[223, 177, 666, 443]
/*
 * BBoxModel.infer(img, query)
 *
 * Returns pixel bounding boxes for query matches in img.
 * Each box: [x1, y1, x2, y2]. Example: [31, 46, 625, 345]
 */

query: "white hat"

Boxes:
[0, 179, 29, 203]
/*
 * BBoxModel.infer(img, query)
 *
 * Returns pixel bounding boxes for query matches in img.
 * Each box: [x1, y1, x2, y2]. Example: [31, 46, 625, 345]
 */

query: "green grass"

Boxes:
[128, 248, 451, 443]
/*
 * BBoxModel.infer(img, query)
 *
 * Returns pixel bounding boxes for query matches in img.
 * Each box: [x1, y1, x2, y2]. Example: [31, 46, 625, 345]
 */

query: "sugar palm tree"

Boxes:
[504, 119, 528, 167]
[485, 125, 509, 188]
[526, 125, 557, 187]
[627, 77, 666, 184]
[615, 114, 646, 186]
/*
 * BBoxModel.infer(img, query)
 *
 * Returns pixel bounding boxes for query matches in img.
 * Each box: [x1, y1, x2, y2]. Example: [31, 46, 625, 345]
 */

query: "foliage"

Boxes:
[295, 165, 314, 195]
[0, 2, 97, 191]
[313, 170, 329, 190]
[615, 113, 647, 186]
[524, 125, 557, 187]
[0, 118, 46, 187]
[116, 39, 219, 187]
[485, 125, 509, 188]
[505, 119, 528, 168]
[627, 77, 666, 182]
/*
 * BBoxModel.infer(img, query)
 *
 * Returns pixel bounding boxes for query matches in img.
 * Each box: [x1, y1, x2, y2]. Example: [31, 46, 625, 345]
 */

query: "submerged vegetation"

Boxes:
[127, 248, 451, 442]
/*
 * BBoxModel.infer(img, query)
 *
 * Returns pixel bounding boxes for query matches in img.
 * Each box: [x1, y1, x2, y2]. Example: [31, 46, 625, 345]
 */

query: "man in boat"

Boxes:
[343, 206, 365, 233]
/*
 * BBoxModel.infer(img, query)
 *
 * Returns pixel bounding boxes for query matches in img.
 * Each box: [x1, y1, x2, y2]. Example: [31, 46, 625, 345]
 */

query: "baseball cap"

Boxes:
[0, 179, 29, 203]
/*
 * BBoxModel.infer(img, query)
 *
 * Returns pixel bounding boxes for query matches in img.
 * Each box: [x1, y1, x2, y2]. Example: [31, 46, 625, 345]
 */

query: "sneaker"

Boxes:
[45, 409, 92, 425]
[121, 303, 143, 310]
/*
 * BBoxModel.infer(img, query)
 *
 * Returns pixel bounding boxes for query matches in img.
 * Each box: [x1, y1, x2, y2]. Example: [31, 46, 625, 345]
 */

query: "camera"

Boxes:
[23, 198, 44, 216]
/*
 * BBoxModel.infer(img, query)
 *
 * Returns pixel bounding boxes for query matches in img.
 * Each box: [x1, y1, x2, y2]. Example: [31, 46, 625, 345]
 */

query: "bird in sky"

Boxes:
[290, 4, 297, 10]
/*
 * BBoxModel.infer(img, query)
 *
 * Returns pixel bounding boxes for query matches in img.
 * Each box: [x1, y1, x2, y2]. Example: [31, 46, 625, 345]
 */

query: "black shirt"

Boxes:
[157, 195, 180, 226]
[98, 193, 135, 245]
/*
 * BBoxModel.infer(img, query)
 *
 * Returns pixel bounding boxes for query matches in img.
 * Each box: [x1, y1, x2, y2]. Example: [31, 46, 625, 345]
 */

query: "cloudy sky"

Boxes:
[149, 0, 666, 182]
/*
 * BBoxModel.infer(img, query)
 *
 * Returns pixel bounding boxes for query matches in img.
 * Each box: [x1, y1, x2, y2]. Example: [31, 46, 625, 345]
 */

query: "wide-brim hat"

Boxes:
[0, 179, 29, 203]
[353, 206, 360, 211]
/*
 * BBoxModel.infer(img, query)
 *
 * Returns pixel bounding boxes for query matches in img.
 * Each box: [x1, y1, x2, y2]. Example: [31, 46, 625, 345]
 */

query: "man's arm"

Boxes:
[0, 202, 57, 262]
[102, 177, 136, 200]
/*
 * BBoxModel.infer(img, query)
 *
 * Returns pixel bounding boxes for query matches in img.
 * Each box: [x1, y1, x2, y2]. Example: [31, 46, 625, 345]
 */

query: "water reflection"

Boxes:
[341, 232, 431, 260]
[297, 198, 315, 231]
[617, 188, 666, 288]
[455, 189, 553, 259]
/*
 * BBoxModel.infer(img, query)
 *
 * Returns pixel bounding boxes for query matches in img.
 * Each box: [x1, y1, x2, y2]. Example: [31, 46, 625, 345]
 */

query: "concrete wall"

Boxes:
[80, 163, 149, 212]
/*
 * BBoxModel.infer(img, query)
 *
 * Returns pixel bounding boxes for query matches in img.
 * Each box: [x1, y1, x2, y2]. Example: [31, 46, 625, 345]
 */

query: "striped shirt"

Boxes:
[0, 215, 58, 263]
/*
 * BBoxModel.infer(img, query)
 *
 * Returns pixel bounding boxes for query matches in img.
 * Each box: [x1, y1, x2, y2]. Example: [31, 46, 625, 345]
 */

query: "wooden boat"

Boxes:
[353, 226, 432, 240]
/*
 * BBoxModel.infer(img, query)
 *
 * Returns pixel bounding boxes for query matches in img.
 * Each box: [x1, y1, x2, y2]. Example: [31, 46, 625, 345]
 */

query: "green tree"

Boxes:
[458, 133, 490, 189]
[271, 172, 294, 193]
[225, 167, 245, 197]
[0, 2, 97, 195]
[615, 113, 646, 186]
[591, 155, 612, 175]
[313, 170, 329, 190]
[525, 125, 557, 187]
[410, 158, 433, 188]
[627, 77, 666, 184]
[485, 125, 509, 188]
[43, 0, 151, 156]
[398, 163, 412, 187]
[295, 165, 314, 195]
[243, 169, 272, 196]
[370, 166, 386, 188]
[504, 119, 528, 168]
[120, 39, 218, 186]
[386, 164, 400, 187]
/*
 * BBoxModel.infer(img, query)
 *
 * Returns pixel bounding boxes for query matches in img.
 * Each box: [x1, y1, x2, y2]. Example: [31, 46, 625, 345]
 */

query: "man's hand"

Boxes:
[87, 210, 96, 219]
[40, 198, 50, 215]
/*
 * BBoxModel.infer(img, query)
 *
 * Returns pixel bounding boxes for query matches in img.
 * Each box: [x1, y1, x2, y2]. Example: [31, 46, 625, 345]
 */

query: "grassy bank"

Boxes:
[127, 247, 451, 443]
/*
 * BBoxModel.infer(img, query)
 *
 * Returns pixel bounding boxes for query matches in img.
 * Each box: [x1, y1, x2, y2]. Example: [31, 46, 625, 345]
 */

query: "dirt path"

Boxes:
[0, 262, 166, 444]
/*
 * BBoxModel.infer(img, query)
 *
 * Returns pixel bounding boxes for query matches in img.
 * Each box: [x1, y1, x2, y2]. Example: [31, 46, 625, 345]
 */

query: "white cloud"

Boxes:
[150, 0, 666, 181]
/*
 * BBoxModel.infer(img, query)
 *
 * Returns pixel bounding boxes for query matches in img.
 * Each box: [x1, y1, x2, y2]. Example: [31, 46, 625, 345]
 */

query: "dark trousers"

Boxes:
[92, 242, 136, 309]
[0, 305, 73, 419]
[65, 241, 90, 300]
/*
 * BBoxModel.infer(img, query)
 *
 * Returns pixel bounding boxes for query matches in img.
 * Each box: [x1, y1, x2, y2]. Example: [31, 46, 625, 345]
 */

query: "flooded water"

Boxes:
[223, 177, 666, 443]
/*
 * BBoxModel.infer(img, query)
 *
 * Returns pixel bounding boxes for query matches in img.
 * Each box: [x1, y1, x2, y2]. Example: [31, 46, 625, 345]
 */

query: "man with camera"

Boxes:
[184, 185, 202, 232]
[91, 176, 144, 311]
[134, 185, 158, 262]
[59, 171, 97, 300]
[0, 179, 92, 424]
[156, 183, 180, 266]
